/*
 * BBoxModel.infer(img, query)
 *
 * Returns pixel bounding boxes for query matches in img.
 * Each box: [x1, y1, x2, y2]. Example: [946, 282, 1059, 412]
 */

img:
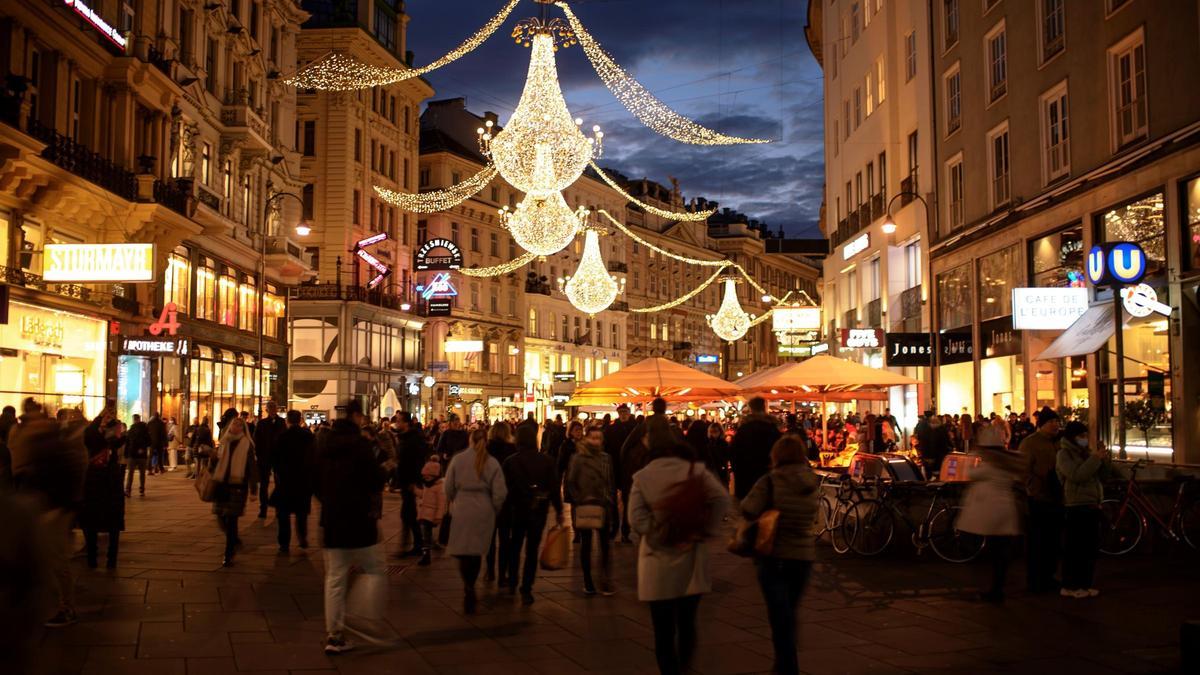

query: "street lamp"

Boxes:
[258, 191, 310, 416]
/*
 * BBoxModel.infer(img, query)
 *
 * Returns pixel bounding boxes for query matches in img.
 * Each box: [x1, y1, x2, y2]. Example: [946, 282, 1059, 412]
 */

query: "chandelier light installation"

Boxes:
[707, 277, 754, 342]
[499, 192, 588, 257]
[558, 227, 625, 315]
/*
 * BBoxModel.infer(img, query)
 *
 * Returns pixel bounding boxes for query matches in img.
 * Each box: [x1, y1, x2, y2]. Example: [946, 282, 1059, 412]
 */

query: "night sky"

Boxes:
[405, 0, 824, 237]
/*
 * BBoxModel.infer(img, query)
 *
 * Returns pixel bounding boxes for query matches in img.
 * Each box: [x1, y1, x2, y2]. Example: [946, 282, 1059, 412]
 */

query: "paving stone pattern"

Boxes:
[32, 471, 1195, 674]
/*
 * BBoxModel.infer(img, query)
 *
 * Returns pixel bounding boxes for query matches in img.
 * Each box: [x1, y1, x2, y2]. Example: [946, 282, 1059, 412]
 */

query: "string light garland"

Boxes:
[590, 162, 716, 221]
[559, 228, 625, 315]
[479, 31, 602, 197]
[707, 278, 754, 342]
[500, 192, 587, 256]
[374, 166, 498, 213]
[557, 2, 770, 146]
[284, 0, 522, 89]
[749, 310, 774, 327]
[460, 252, 538, 277]
[596, 210, 727, 266]
[630, 267, 727, 313]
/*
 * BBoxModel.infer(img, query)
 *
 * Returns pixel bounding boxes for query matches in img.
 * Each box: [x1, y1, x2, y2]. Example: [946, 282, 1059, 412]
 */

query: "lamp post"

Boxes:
[259, 191, 310, 416]
[880, 190, 933, 411]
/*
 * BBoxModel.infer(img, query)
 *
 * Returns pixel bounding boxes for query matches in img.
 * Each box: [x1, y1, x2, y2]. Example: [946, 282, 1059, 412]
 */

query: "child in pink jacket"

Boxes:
[416, 457, 447, 566]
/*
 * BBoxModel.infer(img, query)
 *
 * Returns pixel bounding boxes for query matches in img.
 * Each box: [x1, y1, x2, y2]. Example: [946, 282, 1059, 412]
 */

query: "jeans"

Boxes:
[219, 514, 240, 559]
[419, 520, 435, 554]
[401, 485, 422, 551]
[648, 595, 701, 675]
[1063, 506, 1101, 591]
[125, 458, 147, 494]
[83, 528, 120, 567]
[579, 528, 610, 590]
[486, 523, 512, 580]
[755, 559, 812, 675]
[1026, 500, 1063, 591]
[323, 543, 385, 637]
[507, 510, 547, 592]
[276, 507, 308, 550]
[257, 463, 271, 516]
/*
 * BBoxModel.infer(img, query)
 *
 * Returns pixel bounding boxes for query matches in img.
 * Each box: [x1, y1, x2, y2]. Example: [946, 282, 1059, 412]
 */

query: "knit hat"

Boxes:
[1035, 406, 1060, 427]
[1063, 421, 1088, 440]
[421, 459, 442, 480]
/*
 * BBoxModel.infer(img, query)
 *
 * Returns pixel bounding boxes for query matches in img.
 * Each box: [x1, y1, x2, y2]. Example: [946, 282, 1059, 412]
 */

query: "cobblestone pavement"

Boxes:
[30, 471, 1195, 674]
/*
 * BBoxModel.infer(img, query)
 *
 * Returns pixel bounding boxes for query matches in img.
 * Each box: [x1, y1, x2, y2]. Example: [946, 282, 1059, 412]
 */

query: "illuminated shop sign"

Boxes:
[419, 271, 458, 317]
[842, 233, 870, 260]
[981, 317, 1021, 359]
[63, 0, 128, 49]
[21, 315, 65, 349]
[553, 371, 577, 381]
[444, 340, 483, 353]
[1121, 283, 1172, 318]
[414, 238, 463, 271]
[122, 337, 190, 356]
[1011, 287, 1089, 330]
[1086, 242, 1146, 286]
[779, 344, 812, 357]
[838, 328, 883, 349]
[772, 306, 822, 331]
[938, 331, 974, 365]
[695, 354, 719, 364]
[884, 333, 933, 367]
[352, 233, 390, 289]
[810, 342, 829, 355]
[43, 243, 154, 282]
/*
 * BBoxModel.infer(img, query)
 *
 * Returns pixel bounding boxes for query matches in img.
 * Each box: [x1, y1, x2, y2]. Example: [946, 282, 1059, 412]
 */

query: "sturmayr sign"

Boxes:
[43, 243, 155, 282]
[414, 238, 463, 271]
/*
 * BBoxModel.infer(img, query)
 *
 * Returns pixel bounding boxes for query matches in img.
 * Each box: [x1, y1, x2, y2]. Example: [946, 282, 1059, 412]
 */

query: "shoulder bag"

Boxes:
[728, 474, 781, 557]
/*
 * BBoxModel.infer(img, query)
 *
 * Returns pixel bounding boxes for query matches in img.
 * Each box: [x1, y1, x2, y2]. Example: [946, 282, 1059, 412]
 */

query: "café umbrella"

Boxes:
[566, 357, 741, 407]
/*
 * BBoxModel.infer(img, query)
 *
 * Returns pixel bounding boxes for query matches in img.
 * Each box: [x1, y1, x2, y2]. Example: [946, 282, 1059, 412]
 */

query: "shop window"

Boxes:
[936, 263, 973, 330]
[165, 247, 191, 314]
[1183, 177, 1200, 271]
[238, 276, 257, 331]
[1100, 191, 1165, 268]
[218, 269, 237, 327]
[263, 285, 283, 338]
[196, 258, 217, 321]
[978, 244, 1020, 321]
[1030, 225, 1084, 287]
[528, 308, 537, 336]
[292, 317, 338, 363]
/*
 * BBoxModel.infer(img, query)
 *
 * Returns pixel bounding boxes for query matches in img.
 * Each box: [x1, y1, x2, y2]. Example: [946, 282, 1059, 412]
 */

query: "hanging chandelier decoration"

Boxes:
[284, 0, 522, 89]
[557, 2, 770, 146]
[499, 194, 588, 256]
[478, 23, 602, 198]
[707, 277, 754, 342]
[374, 165, 498, 213]
[558, 225, 625, 315]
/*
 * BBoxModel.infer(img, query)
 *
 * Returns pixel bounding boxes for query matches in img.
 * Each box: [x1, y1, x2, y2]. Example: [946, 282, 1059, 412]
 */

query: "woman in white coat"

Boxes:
[444, 428, 507, 614]
[956, 424, 1024, 603]
[629, 418, 730, 675]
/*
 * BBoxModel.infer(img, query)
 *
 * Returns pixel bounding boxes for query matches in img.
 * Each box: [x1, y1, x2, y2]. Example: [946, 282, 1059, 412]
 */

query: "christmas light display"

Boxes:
[559, 227, 625, 315]
[500, 192, 587, 256]
[707, 277, 754, 342]
[374, 165, 498, 213]
[590, 162, 715, 221]
[460, 252, 538, 277]
[630, 267, 727, 313]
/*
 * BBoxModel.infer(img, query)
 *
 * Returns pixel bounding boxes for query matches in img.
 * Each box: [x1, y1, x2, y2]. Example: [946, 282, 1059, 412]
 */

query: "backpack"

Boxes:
[653, 462, 711, 548]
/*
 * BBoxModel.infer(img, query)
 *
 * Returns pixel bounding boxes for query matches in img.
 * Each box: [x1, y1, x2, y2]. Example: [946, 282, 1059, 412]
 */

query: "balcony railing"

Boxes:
[28, 118, 136, 201]
[865, 298, 882, 327]
[196, 183, 222, 211]
[871, 192, 885, 222]
[900, 285, 923, 320]
[610, 300, 630, 312]
[525, 279, 552, 295]
[290, 283, 411, 311]
[900, 174, 918, 206]
[607, 260, 628, 274]
[154, 178, 190, 215]
[0, 264, 104, 306]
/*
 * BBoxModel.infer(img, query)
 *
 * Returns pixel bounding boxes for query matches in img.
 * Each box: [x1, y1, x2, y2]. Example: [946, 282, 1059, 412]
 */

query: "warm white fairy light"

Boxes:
[590, 162, 715, 221]
[558, 228, 625, 315]
[558, 3, 770, 146]
[284, 0, 522, 89]
[630, 266, 727, 313]
[479, 31, 602, 196]
[500, 191, 586, 256]
[374, 166, 498, 213]
[460, 252, 538, 277]
[707, 278, 754, 342]
[596, 210, 728, 266]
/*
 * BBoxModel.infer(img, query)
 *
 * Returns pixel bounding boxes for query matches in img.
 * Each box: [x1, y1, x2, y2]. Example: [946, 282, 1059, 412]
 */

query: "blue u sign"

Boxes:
[1086, 242, 1146, 286]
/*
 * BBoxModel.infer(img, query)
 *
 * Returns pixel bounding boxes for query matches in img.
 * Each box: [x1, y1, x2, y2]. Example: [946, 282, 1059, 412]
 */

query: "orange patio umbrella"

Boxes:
[566, 357, 741, 407]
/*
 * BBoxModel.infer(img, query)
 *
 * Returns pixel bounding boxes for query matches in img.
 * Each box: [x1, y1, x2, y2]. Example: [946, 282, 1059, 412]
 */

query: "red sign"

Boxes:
[149, 303, 181, 336]
[838, 328, 883, 349]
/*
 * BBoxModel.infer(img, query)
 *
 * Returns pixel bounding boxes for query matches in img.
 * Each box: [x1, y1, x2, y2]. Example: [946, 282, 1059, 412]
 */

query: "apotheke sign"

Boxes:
[122, 336, 190, 356]
[842, 233, 870, 261]
[1011, 287, 1088, 330]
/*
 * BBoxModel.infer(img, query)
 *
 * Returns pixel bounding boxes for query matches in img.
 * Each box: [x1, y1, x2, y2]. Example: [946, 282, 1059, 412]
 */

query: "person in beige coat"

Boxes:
[957, 424, 1024, 603]
[628, 422, 729, 675]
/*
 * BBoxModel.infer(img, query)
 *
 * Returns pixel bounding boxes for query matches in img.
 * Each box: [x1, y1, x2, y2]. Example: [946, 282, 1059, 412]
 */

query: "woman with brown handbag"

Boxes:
[566, 422, 615, 596]
[740, 435, 819, 675]
[211, 417, 258, 567]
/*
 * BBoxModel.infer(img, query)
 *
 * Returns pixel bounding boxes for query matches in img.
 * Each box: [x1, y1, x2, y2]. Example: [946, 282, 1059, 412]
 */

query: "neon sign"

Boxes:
[420, 272, 458, 300]
[414, 238, 463, 271]
[354, 248, 391, 289]
[63, 0, 128, 49]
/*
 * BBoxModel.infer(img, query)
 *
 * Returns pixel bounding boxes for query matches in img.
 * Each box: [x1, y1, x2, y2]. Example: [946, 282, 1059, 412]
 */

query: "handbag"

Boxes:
[575, 503, 606, 530]
[196, 446, 234, 503]
[539, 525, 569, 570]
[728, 475, 780, 557]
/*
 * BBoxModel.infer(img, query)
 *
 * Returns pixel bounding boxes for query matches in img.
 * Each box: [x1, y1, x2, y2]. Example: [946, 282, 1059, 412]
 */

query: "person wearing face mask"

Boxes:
[1056, 421, 1110, 598]
[1019, 407, 1064, 594]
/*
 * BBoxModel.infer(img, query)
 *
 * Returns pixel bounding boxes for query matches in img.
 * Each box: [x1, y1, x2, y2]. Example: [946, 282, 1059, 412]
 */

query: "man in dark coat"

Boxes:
[272, 410, 315, 553]
[124, 414, 151, 497]
[147, 413, 167, 475]
[0, 404, 17, 489]
[915, 410, 951, 478]
[80, 412, 125, 568]
[394, 412, 429, 556]
[540, 415, 565, 458]
[604, 404, 637, 542]
[315, 400, 386, 655]
[730, 397, 781, 500]
[502, 424, 564, 604]
[434, 413, 469, 462]
[254, 401, 287, 518]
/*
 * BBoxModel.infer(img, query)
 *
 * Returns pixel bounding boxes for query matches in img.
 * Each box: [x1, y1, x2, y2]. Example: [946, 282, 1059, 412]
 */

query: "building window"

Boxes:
[196, 258, 216, 321]
[419, 168, 430, 187]
[978, 244, 1020, 321]
[417, 220, 427, 244]
[936, 263, 973, 330]
[904, 240, 922, 289]
[470, 227, 479, 252]
[878, 151, 887, 200]
[876, 56, 886, 104]
[1109, 29, 1147, 150]
[832, 120, 839, 156]
[489, 232, 498, 257]
[905, 31, 917, 82]
[985, 21, 1007, 103]
[451, 171, 461, 185]
[1186, 177, 1200, 272]
[1040, 0, 1065, 63]
[850, 2, 861, 43]
[944, 64, 961, 135]
[843, 100, 851, 139]
[987, 122, 1011, 209]
[241, 175, 252, 225]
[830, 43, 838, 79]
[853, 87, 862, 128]
[450, 222, 459, 245]
[528, 308, 537, 336]
[218, 268, 237, 327]
[165, 247, 191, 314]
[352, 190, 360, 224]
[201, 143, 211, 184]
[373, 1, 396, 51]
[943, 0, 959, 51]
[1041, 81, 1070, 184]
[945, 154, 964, 233]
[354, 129, 362, 163]
[301, 184, 314, 220]
[509, 237, 516, 259]
[1106, 0, 1131, 16]
[865, 72, 874, 117]
[906, 131, 919, 192]
[1030, 224, 1084, 288]
[238, 275, 257, 331]
[302, 120, 316, 156]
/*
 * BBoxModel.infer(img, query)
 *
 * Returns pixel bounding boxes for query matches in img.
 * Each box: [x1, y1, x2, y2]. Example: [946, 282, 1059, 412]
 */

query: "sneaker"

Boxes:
[1084, 588, 1100, 597]
[599, 584, 616, 597]
[45, 608, 78, 628]
[324, 635, 354, 655]
[1060, 588, 1088, 598]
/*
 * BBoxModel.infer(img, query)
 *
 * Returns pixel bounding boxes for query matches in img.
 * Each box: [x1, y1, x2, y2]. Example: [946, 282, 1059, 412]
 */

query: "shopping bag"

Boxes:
[574, 504, 606, 530]
[539, 525, 569, 570]
[194, 462, 219, 503]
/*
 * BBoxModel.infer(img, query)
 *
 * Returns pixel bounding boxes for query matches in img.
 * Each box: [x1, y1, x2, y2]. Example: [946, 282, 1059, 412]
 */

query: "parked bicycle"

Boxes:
[814, 473, 876, 554]
[1099, 459, 1200, 555]
[845, 480, 985, 563]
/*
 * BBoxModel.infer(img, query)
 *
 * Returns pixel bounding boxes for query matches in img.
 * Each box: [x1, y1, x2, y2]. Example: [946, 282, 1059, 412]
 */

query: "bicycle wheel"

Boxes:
[815, 496, 833, 542]
[848, 500, 894, 556]
[927, 505, 985, 563]
[829, 502, 854, 554]
[1099, 499, 1143, 555]
[1179, 495, 1200, 551]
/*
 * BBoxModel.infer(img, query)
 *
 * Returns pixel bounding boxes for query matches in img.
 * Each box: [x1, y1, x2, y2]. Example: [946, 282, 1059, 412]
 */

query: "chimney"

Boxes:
[483, 111, 499, 127]
[405, 50, 414, 66]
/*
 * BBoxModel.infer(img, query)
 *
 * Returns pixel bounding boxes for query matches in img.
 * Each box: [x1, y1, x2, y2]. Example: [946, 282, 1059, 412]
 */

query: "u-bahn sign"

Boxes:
[1086, 242, 1146, 287]
[414, 238, 463, 271]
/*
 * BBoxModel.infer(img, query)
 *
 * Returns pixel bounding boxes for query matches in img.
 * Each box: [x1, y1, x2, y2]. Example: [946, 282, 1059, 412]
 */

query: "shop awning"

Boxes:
[1035, 303, 1116, 360]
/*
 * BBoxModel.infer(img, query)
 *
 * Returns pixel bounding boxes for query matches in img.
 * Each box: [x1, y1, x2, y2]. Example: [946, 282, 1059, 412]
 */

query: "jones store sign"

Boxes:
[1010, 287, 1088, 330]
[884, 333, 933, 367]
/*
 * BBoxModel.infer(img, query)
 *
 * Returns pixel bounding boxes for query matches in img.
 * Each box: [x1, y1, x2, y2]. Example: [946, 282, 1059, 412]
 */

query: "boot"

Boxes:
[418, 551, 432, 566]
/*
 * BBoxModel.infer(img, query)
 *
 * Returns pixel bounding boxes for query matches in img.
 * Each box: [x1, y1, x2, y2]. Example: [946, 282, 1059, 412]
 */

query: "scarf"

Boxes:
[214, 433, 253, 485]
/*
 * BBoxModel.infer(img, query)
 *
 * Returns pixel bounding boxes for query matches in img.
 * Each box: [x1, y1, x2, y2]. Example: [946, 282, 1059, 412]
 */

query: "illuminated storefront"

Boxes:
[0, 302, 108, 417]
[935, 263, 975, 414]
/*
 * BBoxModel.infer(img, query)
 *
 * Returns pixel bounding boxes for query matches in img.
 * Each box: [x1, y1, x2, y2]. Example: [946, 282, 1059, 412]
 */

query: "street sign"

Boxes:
[1086, 242, 1146, 286]
[1120, 283, 1172, 317]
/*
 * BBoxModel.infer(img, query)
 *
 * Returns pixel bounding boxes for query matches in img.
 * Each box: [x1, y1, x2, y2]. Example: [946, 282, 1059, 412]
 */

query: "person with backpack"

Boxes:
[628, 417, 730, 675]
[502, 424, 564, 604]
[740, 435, 819, 675]
[445, 428, 508, 614]
[1019, 407, 1064, 594]
[567, 422, 616, 596]
[124, 414, 151, 497]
